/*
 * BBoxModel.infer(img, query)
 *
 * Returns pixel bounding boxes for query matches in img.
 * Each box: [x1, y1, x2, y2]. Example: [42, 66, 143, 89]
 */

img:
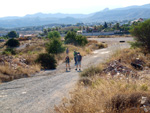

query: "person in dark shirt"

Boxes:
[65, 55, 71, 71]
[74, 50, 77, 66]
[75, 52, 82, 71]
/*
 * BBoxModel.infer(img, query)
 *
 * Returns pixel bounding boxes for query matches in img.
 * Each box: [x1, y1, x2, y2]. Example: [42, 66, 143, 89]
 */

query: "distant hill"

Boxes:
[87, 4, 150, 22]
[88, 8, 150, 22]
[24, 13, 92, 19]
[0, 4, 150, 28]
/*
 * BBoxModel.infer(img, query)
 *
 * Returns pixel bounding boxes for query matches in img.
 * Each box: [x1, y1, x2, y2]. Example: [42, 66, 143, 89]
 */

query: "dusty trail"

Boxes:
[0, 37, 133, 113]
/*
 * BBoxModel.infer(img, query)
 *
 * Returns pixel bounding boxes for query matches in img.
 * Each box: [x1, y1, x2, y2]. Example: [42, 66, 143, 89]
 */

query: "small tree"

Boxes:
[130, 19, 150, 52]
[46, 38, 65, 54]
[75, 35, 88, 46]
[7, 31, 18, 38]
[114, 23, 120, 30]
[65, 31, 88, 46]
[104, 22, 108, 28]
[36, 53, 57, 69]
[65, 31, 77, 45]
[5, 38, 20, 47]
[47, 31, 60, 39]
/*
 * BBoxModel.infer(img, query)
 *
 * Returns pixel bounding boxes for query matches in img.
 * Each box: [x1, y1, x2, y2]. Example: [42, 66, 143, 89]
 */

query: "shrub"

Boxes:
[47, 31, 60, 39]
[46, 38, 65, 54]
[128, 41, 143, 49]
[65, 31, 77, 45]
[130, 19, 150, 52]
[7, 31, 18, 38]
[65, 31, 88, 46]
[106, 92, 150, 112]
[36, 53, 57, 69]
[97, 42, 108, 49]
[2, 48, 16, 55]
[75, 35, 88, 46]
[5, 38, 20, 47]
[80, 65, 103, 77]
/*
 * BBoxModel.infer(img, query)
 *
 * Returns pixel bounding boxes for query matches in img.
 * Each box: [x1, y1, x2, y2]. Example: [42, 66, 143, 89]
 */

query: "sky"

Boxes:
[0, 0, 150, 17]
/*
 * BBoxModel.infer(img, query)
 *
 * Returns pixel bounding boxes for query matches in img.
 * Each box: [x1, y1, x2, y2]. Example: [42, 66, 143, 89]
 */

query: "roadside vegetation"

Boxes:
[56, 48, 150, 113]
[0, 31, 107, 83]
[56, 19, 150, 113]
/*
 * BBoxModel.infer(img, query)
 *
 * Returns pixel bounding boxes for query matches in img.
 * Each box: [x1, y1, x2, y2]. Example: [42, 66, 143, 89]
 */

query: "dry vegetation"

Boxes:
[0, 38, 45, 83]
[55, 76, 150, 113]
[0, 64, 40, 83]
[55, 40, 107, 63]
[55, 48, 150, 113]
[0, 38, 107, 83]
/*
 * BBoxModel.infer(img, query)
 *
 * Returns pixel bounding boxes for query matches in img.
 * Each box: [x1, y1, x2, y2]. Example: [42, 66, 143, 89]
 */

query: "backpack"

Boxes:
[77, 55, 82, 61]
[65, 56, 69, 62]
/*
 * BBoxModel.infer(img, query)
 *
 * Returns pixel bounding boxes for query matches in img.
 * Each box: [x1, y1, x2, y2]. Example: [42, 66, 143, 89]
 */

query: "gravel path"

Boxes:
[0, 37, 133, 113]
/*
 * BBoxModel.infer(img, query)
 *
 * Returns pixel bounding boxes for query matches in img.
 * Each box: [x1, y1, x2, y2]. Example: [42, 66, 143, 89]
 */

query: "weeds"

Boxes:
[56, 49, 150, 113]
[80, 65, 103, 77]
[0, 64, 40, 82]
[56, 75, 150, 113]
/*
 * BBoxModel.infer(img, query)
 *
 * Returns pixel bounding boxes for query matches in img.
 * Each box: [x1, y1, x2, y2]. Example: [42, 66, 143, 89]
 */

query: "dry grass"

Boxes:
[97, 42, 108, 49]
[55, 44, 87, 63]
[0, 64, 40, 83]
[55, 75, 150, 113]
[55, 41, 103, 63]
[16, 39, 46, 65]
[0, 38, 107, 83]
[80, 64, 103, 77]
[109, 48, 150, 70]
[55, 49, 150, 113]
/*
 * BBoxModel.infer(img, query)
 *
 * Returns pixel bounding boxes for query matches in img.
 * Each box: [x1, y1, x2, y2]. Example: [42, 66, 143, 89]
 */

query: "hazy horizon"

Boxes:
[0, 0, 150, 18]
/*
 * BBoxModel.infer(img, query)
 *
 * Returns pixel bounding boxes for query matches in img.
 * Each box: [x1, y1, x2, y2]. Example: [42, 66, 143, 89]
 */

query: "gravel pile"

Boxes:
[103, 60, 138, 77]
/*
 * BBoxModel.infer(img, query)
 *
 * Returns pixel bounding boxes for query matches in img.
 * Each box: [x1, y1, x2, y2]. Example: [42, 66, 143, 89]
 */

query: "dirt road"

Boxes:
[0, 37, 133, 113]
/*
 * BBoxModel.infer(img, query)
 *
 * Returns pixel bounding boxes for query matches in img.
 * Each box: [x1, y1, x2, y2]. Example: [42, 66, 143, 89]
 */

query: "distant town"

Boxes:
[0, 18, 145, 39]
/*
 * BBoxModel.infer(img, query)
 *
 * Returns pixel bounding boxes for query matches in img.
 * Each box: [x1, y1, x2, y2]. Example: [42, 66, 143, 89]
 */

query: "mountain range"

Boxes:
[0, 4, 150, 28]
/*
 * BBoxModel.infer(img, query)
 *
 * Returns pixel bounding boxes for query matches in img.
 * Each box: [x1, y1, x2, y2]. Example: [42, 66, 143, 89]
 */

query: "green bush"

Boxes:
[130, 19, 150, 52]
[47, 31, 60, 39]
[46, 38, 65, 54]
[65, 31, 77, 45]
[65, 31, 88, 46]
[36, 53, 57, 69]
[5, 38, 20, 47]
[2, 48, 16, 55]
[75, 35, 88, 46]
[7, 31, 19, 38]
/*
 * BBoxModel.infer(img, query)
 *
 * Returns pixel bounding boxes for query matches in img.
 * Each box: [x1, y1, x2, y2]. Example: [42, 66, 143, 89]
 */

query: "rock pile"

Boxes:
[0, 55, 28, 69]
[103, 60, 138, 78]
[131, 58, 145, 70]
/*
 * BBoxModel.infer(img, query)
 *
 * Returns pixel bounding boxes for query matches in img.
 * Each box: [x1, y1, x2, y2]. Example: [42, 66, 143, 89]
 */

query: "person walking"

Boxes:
[75, 52, 82, 71]
[66, 48, 69, 55]
[65, 55, 71, 71]
[74, 50, 77, 66]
